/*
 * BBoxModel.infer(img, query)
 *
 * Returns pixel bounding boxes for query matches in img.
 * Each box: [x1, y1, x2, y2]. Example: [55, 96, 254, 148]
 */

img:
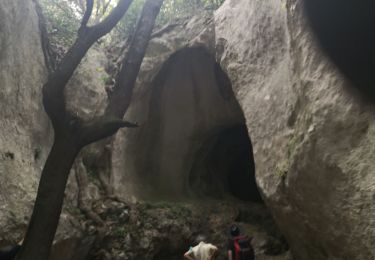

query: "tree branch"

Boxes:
[79, 0, 94, 31]
[105, 0, 165, 118]
[91, 0, 133, 39]
[42, 0, 134, 128]
[79, 117, 138, 146]
[18, 1, 164, 259]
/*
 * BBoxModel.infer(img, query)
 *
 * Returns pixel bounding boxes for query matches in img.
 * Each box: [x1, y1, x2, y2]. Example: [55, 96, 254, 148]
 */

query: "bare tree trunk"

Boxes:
[17, 138, 79, 258]
[17, 0, 164, 259]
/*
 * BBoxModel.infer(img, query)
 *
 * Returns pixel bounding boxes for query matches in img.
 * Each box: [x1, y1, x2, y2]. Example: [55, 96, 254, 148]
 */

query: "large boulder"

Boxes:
[0, 0, 51, 241]
[215, 0, 375, 259]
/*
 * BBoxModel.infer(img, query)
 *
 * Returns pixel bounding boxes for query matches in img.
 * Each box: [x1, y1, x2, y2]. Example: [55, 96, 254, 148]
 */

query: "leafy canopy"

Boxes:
[39, 0, 225, 46]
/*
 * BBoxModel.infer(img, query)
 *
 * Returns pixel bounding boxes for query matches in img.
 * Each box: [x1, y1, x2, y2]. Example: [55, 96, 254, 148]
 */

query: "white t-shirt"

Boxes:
[188, 241, 218, 260]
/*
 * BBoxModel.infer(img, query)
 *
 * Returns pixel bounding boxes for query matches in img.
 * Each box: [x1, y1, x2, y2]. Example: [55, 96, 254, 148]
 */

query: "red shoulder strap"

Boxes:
[234, 235, 247, 241]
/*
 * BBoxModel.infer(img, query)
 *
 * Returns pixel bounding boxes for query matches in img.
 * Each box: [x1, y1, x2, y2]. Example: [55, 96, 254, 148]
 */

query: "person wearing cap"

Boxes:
[227, 224, 254, 260]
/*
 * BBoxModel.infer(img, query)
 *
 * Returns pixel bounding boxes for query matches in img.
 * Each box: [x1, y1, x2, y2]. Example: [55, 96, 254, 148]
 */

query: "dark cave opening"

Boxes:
[303, 0, 375, 103]
[189, 124, 262, 203]
[125, 46, 263, 202]
[217, 125, 262, 202]
[178, 47, 263, 203]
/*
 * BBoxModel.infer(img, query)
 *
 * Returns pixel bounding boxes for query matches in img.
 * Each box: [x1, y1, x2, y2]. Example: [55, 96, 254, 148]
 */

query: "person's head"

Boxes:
[195, 234, 206, 244]
[230, 224, 240, 237]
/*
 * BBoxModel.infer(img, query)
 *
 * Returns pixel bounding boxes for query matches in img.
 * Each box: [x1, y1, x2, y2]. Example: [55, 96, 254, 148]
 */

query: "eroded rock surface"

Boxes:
[215, 0, 375, 259]
[111, 13, 260, 201]
[1, 0, 374, 259]
[66, 46, 109, 119]
[0, 0, 104, 245]
[113, 0, 375, 258]
[0, 0, 51, 241]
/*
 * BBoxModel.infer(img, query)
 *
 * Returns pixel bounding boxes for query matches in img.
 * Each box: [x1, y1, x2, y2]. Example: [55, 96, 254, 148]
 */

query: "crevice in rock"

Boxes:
[32, 0, 57, 73]
[4, 151, 15, 160]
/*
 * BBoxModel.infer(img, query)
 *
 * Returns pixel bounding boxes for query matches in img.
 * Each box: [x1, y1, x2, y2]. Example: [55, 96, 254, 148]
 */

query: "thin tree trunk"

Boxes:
[17, 0, 164, 259]
[17, 138, 79, 259]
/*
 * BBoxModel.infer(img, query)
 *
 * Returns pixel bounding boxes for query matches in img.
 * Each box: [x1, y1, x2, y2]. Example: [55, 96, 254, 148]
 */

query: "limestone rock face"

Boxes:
[113, 3, 375, 257]
[0, 0, 95, 243]
[215, 0, 375, 259]
[111, 13, 253, 200]
[0, 0, 51, 241]
[66, 47, 109, 119]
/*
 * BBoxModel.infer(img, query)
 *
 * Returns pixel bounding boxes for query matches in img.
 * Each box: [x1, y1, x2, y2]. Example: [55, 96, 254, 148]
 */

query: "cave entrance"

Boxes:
[121, 46, 262, 202]
[189, 124, 262, 202]
[173, 47, 262, 202]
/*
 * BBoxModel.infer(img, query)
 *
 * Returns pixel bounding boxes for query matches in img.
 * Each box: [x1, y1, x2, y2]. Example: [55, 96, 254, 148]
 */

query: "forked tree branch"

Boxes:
[79, 0, 165, 144]
[80, 0, 94, 30]
[79, 116, 138, 146]
[17, 1, 164, 259]
[90, 0, 132, 38]
[42, 0, 133, 130]
[105, 0, 165, 118]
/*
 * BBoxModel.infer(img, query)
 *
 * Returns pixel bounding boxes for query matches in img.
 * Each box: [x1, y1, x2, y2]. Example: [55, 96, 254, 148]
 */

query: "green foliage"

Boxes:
[287, 134, 300, 159]
[39, 0, 81, 46]
[114, 0, 146, 40]
[101, 74, 113, 85]
[118, 0, 225, 39]
[39, 0, 226, 46]
[275, 134, 302, 180]
[113, 226, 128, 237]
[158, 0, 224, 25]
[275, 160, 289, 180]
[140, 200, 192, 219]
[65, 205, 83, 216]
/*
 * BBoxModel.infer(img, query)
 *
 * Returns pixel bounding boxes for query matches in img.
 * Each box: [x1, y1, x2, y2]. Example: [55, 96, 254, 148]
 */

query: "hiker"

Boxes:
[227, 224, 254, 260]
[184, 235, 218, 260]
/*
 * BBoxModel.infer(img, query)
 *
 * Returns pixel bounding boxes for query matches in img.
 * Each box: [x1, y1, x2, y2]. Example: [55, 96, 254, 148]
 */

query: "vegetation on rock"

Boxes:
[39, 0, 225, 47]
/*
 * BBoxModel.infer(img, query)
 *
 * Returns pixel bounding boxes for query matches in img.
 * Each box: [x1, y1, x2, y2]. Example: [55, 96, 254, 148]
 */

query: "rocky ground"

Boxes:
[66, 197, 292, 260]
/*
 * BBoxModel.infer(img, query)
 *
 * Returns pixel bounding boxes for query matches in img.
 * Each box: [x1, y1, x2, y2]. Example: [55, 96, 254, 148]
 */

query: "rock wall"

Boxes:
[0, 0, 108, 244]
[114, 0, 375, 258]
[1, 0, 374, 258]
[112, 14, 231, 199]
[0, 0, 51, 241]
[112, 13, 261, 202]
[215, 0, 375, 259]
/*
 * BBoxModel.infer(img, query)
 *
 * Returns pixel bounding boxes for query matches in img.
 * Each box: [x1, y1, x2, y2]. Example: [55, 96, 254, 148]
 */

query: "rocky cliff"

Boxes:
[0, 0, 109, 246]
[1, 0, 374, 259]
[114, 0, 375, 259]
[215, 0, 375, 259]
[0, 0, 51, 242]
[112, 14, 260, 201]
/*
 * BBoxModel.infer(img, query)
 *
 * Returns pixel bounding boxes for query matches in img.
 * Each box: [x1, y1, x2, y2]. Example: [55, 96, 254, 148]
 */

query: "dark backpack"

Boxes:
[233, 235, 254, 260]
